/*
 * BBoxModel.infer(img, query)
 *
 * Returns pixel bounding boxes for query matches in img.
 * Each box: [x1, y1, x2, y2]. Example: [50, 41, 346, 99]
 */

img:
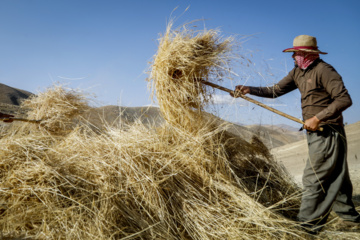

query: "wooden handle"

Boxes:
[200, 80, 323, 131]
[1, 118, 42, 123]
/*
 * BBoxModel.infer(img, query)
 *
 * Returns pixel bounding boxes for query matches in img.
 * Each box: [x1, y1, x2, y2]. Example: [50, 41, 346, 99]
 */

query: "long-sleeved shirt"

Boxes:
[248, 59, 352, 126]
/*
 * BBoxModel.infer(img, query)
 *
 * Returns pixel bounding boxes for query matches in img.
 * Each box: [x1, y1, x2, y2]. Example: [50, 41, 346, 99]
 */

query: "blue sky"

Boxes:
[0, 0, 359, 127]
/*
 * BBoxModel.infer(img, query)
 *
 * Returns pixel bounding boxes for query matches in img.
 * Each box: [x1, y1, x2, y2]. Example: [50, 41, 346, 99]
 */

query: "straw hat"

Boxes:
[283, 35, 327, 54]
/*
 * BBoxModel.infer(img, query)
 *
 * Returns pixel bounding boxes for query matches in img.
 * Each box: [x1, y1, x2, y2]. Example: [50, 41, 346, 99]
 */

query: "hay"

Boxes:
[148, 20, 235, 132]
[1, 85, 356, 239]
[19, 84, 90, 133]
[0, 98, 302, 239]
[0, 22, 357, 240]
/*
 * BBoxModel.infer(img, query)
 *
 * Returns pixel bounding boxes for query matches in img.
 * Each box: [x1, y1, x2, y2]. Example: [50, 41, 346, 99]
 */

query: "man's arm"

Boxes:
[232, 71, 297, 98]
[315, 65, 352, 122]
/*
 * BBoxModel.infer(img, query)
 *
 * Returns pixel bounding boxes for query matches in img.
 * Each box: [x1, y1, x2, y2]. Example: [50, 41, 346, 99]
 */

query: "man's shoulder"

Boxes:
[312, 59, 343, 82]
[288, 66, 300, 75]
[313, 59, 337, 72]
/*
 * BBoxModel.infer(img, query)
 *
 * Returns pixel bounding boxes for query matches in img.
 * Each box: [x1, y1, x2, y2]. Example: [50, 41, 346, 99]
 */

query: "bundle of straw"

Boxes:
[148, 21, 234, 132]
[19, 84, 90, 133]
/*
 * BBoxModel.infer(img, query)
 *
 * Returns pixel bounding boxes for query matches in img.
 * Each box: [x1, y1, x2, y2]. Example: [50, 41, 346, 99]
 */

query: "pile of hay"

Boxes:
[147, 20, 235, 132]
[1, 22, 357, 240]
[0, 85, 303, 240]
[20, 84, 90, 133]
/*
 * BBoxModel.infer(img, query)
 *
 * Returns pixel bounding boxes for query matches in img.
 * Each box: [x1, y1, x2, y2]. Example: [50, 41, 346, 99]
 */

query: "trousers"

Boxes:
[297, 125, 360, 227]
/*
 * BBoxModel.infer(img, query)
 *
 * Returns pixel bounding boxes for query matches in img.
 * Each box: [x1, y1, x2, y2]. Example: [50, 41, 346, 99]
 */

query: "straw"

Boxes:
[148, 20, 234, 133]
[0, 21, 353, 239]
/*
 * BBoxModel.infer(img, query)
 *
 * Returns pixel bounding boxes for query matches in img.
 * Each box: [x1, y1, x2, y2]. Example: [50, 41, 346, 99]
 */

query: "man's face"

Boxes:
[292, 52, 298, 67]
[292, 51, 305, 66]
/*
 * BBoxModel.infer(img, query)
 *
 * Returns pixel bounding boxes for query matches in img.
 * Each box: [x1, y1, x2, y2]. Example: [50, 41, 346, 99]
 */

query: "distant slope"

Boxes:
[0, 83, 33, 105]
[83, 105, 165, 128]
[244, 124, 305, 149]
[0, 83, 306, 149]
[83, 105, 305, 149]
[0, 83, 33, 117]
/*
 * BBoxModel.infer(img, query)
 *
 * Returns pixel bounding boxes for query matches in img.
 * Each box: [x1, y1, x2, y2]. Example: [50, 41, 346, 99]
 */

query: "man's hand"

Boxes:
[304, 116, 321, 131]
[0, 112, 14, 123]
[231, 85, 250, 98]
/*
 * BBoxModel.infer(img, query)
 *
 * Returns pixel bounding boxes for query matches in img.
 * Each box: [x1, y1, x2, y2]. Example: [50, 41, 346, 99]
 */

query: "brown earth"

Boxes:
[0, 83, 33, 106]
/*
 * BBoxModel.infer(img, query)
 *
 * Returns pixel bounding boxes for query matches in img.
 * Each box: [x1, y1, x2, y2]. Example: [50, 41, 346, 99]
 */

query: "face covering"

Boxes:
[293, 51, 319, 70]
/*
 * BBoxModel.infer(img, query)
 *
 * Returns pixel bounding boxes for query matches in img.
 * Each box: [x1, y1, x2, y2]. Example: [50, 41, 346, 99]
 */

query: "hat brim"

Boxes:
[283, 47, 328, 54]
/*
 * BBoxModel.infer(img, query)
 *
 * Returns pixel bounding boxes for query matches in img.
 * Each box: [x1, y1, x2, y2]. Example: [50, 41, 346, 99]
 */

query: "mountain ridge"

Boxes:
[0, 83, 324, 149]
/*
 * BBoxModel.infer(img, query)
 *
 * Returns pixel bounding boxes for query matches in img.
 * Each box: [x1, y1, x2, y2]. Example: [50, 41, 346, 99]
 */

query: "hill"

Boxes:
[83, 105, 165, 128]
[83, 105, 305, 149]
[0, 83, 305, 149]
[0, 83, 33, 117]
[0, 83, 33, 105]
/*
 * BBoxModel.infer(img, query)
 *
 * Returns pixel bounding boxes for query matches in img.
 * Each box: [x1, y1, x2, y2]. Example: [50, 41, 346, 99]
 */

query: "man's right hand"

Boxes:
[230, 85, 250, 98]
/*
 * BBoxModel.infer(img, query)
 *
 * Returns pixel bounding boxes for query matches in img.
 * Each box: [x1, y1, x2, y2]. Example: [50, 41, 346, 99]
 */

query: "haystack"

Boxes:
[0, 87, 302, 239]
[0, 22, 356, 240]
[147, 20, 235, 133]
[20, 84, 90, 133]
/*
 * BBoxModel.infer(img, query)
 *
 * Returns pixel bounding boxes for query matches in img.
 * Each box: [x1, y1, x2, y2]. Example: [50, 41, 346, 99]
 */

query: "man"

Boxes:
[232, 35, 360, 233]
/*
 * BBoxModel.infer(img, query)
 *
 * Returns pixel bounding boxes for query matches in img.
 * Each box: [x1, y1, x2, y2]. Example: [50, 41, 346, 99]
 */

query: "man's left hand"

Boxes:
[304, 116, 321, 131]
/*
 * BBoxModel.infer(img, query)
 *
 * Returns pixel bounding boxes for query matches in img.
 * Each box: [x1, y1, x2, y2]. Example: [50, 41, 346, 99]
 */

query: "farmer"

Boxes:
[231, 35, 360, 233]
[0, 112, 14, 122]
